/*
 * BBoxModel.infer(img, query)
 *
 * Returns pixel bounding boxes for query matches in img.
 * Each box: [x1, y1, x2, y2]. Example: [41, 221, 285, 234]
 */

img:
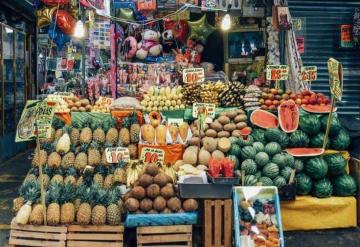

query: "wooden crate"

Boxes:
[349, 157, 360, 226]
[204, 199, 232, 247]
[67, 225, 124, 247]
[136, 225, 192, 247]
[8, 219, 67, 247]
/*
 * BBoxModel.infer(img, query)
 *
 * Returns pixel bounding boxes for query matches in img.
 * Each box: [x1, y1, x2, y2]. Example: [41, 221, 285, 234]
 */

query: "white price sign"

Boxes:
[105, 147, 130, 163]
[192, 103, 216, 120]
[183, 68, 205, 84]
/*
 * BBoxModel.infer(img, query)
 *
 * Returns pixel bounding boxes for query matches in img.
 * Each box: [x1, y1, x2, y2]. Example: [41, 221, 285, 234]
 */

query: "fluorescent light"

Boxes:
[5, 27, 13, 33]
[74, 20, 85, 38]
[221, 14, 231, 31]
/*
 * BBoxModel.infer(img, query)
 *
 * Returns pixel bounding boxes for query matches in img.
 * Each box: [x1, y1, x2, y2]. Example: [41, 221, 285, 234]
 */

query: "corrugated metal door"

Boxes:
[288, 0, 360, 116]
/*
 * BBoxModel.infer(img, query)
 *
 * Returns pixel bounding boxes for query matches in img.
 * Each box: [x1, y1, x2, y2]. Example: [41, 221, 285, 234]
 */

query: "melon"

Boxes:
[198, 149, 211, 166]
[179, 122, 189, 142]
[250, 109, 279, 129]
[217, 137, 231, 153]
[212, 150, 225, 159]
[156, 125, 167, 145]
[202, 137, 218, 152]
[285, 148, 324, 157]
[183, 146, 198, 165]
[141, 124, 155, 144]
[169, 125, 179, 142]
[278, 100, 299, 133]
[302, 104, 337, 114]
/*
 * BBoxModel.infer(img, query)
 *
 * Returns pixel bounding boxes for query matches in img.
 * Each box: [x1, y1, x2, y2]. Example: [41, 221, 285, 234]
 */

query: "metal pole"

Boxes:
[81, 7, 86, 96]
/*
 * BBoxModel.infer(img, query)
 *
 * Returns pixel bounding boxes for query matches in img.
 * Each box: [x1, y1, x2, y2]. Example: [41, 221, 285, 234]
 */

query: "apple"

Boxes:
[270, 88, 278, 95]
[295, 98, 302, 105]
[262, 93, 268, 99]
[268, 93, 275, 100]
[259, 99, 265, 104]
[317, 98, 323, 104]
[304, 95, 310, 100]
[282, 94, 290, 100]
[278, 89, 284, 95]
[265, 99, 273, 106]
[261, 105, 268, 110]
[269, 105, 276, 110]
[302, 99, 309, 105]
[309, 98, 317, 105]
[273, 100, 280, 106]
[290, 93, 297, 100]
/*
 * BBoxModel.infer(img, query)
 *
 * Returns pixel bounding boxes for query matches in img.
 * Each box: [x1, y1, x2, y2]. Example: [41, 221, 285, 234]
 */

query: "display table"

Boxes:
[281, 196, 357, 231]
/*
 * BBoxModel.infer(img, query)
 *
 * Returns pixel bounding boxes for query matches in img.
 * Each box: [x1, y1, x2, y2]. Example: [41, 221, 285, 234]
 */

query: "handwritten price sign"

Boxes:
[98, 96, 114, 105]
[266, 65, 289, 81]
[105, 147, 130, 163]
[183, 68, 205, 84]
[301, 66, 317, 81]
[140, 147, 165, 164]
[192, 103, 216, 119]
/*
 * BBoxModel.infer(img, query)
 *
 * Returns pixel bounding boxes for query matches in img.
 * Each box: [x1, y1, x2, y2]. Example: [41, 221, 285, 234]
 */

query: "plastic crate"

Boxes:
[178, 183, 233, 199]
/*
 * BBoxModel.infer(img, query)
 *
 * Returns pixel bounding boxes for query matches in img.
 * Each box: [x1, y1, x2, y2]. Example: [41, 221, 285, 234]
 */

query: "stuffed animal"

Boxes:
[136, 29, 163, 60]
[183, 39, 204, 64]
[162, 29, 176, 55]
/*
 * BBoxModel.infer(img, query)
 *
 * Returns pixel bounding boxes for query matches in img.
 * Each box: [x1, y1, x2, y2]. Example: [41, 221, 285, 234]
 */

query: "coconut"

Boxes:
[140, 198, 153, 212]
[205, 129, 217, 138]
[138, 174, 153, 188]
[210, 121, 223, 132]
[202, 137, 217, 152]
[131, 186, 146, 200]
[167, 197, 181, 212]
[146, 184, 160, 199]
[162, 208, 172, 214]
[148, 209, 158, 214]
[189, 137, 200, 146]
[160, 184, 175, 199]
[183, 146, 198, 165]
[153, 196, 166, 211]
[135, 210, 144, 214]
[183, 199, 198, 212]
[145, 163, 159, 176]
[125, 198, 140, 212]
[123, 191, 132, 201]
[198, 149, 211, 165]
[153, 173, 168, 187]
[218, 116, 230, 125]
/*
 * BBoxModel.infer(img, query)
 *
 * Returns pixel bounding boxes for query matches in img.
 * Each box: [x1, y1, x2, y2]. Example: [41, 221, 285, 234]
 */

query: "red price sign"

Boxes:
[105, 147, 130, 163]
[301, 66, 317, 81]
[140, 147, 165, 164]
[266, 65, 289, 81]
[183, 68, 205, 84]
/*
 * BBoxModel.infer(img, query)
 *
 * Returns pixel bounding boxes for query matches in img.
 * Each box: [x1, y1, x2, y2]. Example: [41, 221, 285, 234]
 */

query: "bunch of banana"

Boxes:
[126, 160, 143, 187]
[177, 164, 202, 176]
[162, 163, 176, 183]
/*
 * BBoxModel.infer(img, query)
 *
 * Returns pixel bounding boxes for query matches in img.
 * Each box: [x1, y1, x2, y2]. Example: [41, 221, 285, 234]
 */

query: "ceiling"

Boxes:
[1, 0, 35, 22]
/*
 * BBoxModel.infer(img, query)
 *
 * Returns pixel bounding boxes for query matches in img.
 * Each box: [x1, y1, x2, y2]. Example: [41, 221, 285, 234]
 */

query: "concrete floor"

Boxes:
[1, 151, 360, 246]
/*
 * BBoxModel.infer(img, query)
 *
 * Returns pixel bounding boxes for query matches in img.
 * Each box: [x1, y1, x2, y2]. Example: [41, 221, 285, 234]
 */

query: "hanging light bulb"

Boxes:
[74, 20, 85, 38]
[221, 14, 231, 31]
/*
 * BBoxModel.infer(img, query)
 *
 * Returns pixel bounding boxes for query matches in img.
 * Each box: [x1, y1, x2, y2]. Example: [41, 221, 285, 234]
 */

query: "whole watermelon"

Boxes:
[310, 132, 330, 149]
[281, 167, 293, 181]
[255, 152, 270, 167]
[265, 128, 289, 148]
[272, 153, 287, 169]
[251, 128, 266, 143]
[241, 146, 257, 160]
[238, 135, 254, 147]
[289, 130, 310, 147]
[296, 173, 313, 195]
[312, 178, 333, 198]
[229, 136, 239, 145]
[265, 142, 282, 156]
[262, 163, 279, 179]
[294, 159, 304, 172]
[229, 144, 241, 156]
[284, 153, 295, 168]
[252, 142, 265, 153]
[323, 154, 346, 176]
[331, 129, 350, 150]
[320, 115, 342, 136]
[241, 159, 257, 175]
[299, 114, 321, 135]
[244, 175, 258, 186]
[273, 176, 287, 188]
[254, 171, 262, 179]
[333, 175, 357, 196]
[227, 155, 240, 170]
[304, 157, 328, 180]
[259, 176, 274, 186]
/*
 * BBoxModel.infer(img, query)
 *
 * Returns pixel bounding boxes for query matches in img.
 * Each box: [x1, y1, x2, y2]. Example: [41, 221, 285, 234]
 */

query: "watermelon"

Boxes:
[229, 144, 241, 156]
[310, 133, 330, 149]
[252, 142, 265, 153]
[277, 133, 290, 149]
[251, 128, 266, 143]
[299, 114, 321, 135]
[289, 130, 310, 147]
[250, 109, 279, 129]
[265, 142, 282, 156]
[241, 146, 257, 160]
[320, 115, 342, 136]
[324, 154, 346, 176]
[262, 163, 279, 179]
[264, 128, 283, 142]
[302, 104, 337, 114]
[259, 176, 274, 186]
[284, 153, 295, 168]
[278, 100, 299, 133]
[241, 159, 257, 175]
[281, 167, 293, 182]
[286, 148, 324, 157]
[255, 152, 270, 167]
[294, 159, 304, 172]
[333, 175, 357, 196]
[296, 173, 313, 195]
[331, 129, 350, 150]
[229, 136, 239, 145]
[312, 178, 333, 198]
[272, 153, 287, 169]
[227, 155, 240, 170]
[304, 157, 328, 180]
[244, 175, 258, 186]
[273, 176, 287, 188]
[238, 135, 254, 147]
[255, 171, 262, 179]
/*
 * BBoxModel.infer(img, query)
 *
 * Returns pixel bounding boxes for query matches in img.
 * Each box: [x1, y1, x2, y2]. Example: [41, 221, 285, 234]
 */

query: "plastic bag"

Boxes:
[110, 97, 142, 110]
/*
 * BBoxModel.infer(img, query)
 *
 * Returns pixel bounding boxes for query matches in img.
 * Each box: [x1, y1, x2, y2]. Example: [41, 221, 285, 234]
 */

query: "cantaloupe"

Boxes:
[179, 122, 189, 142]
[199, 149, 211, 165]
[183, 146, 198, 165]
[218, 137, 231, 153]
[169, 125, 179, 143]
[141, 124, 155, 144]
[212, 150, 225, 159]
[202, 137, 218, 152]
[156, 125, 167, 145]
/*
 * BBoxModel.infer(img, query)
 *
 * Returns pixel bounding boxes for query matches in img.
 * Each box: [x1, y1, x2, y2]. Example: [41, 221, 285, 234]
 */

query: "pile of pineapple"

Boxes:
[13, 113, 142, 226]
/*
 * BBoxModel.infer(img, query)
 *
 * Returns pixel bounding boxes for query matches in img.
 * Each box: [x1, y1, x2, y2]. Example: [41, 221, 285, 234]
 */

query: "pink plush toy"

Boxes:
[136, 29, 163, 60]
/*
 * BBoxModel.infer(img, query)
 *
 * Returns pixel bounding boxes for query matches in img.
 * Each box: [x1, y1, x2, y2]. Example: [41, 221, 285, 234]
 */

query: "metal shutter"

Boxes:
[288, 0, 360, 116]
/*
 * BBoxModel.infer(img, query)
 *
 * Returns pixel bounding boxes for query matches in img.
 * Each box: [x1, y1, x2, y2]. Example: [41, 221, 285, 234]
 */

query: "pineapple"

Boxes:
[76, 169, 93, 187]
[80, 119, 93, 145]
[46, 182, 62, 225]
[114, 161, 127, 184]
[54, 129, 64, 142]
[106, 188, 121, 225]
[118, 128, 130, 147]
[51, 169, 64, 185]
[64, 167, 77, 185]
[48, 152, 61, 168]
[13, 197, 25, 213]
[93, 173, 104, 187]
[88, 142, 101, 167]
[128, 144, 138, 159]
[75, 152, 87, 171]
[91, 185, 107, 225]
[60, 183, 76, 224]
[61, 152, 75, 168]
[105, 118, 118, 145]
[29, 204, 44, 225]
[32, 149, 48, 167]
[25, 174, 37, 182]
[92, 120, 106, 144]
[130, 123, 140, 144]
[38, 174, 50, 190]
[76, 186, 92, 225]
[103, 174, 114, 189]
[70, 122, 81, 145]
[15, 180, 41, 224]
[74, 198, 81, 213]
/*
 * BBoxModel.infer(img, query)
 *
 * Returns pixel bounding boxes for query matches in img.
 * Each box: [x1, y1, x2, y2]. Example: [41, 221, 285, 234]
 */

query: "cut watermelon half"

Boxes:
[278, 100, 299, 133]
[301, 104, 337, 114]
[285, 148, 324, 157]
[250, 109, 279, 129]
[240, 126, 252, 136]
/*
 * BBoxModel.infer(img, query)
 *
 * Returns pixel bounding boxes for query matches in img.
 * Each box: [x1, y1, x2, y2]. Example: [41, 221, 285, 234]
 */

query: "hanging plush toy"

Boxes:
[136, 29, 163, 60]
[183, 39, 204, 64]
[162, 29, 176, 55]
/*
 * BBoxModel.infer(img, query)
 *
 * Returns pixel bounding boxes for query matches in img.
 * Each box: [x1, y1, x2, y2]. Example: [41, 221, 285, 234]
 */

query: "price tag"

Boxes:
[192, 103, 216, 119]
[266, 65, 289, 81]
[183, 68, 205, 84]
[292, 18, 302, 31]
[140, 147, 165, 164]
[98, 96, 114, 105]
[167, 118, 184, 125]
[301, 66, 317, 81]
[53, 92, 74, 98]
[327, 58, 343, 101]
[105, 147, 130, 163]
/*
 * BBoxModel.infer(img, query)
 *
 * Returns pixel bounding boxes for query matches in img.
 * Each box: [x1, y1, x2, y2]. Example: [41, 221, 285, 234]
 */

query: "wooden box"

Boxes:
[136, 225, 192, 247]
[8, 219, 67, 247]
[204, 199, 232, 247]
[67, 225, 124, 247]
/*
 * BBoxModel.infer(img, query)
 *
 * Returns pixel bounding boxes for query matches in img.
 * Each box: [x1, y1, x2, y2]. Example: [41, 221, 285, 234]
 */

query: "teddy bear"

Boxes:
[162, 29, 177, 55]
[183, 39, 204, 64]
[136, 29, 163, 60]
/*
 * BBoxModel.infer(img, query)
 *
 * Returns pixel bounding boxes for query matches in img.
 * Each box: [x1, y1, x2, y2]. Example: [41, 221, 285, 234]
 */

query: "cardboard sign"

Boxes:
[301, 66, 317, 81]
[340, 24, 354, 48]
[292, 18, 302, 31]
[53, 92, 73, 97]
[266, 65, 289, 81]
[327, 58, 343, 101]
[192, 103, 216, 119]
[183, 68, 205, 84]
[16, 100, 55, 142]
[140, 147, 165, 164]
[98, 96, 114, 105]
[167, 118, 184, 126]
[105, 147, 130, 163]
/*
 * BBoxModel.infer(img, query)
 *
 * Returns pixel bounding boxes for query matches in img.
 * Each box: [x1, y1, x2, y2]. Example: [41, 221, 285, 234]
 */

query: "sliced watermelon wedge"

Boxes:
[285, 148, 324, 157]
[301, 105, 337, 114]
[278, 100, 299, 133]
[240, 126, 252, 136]
[250, 109, 279, 129]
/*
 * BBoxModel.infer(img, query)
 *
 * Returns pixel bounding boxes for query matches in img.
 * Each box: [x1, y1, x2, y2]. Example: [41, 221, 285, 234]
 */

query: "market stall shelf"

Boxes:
[8, 219, 67, 247]
[136, 225, 192, 247]
[204, 199, 232, 247]
[66, 225, 124, 247]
